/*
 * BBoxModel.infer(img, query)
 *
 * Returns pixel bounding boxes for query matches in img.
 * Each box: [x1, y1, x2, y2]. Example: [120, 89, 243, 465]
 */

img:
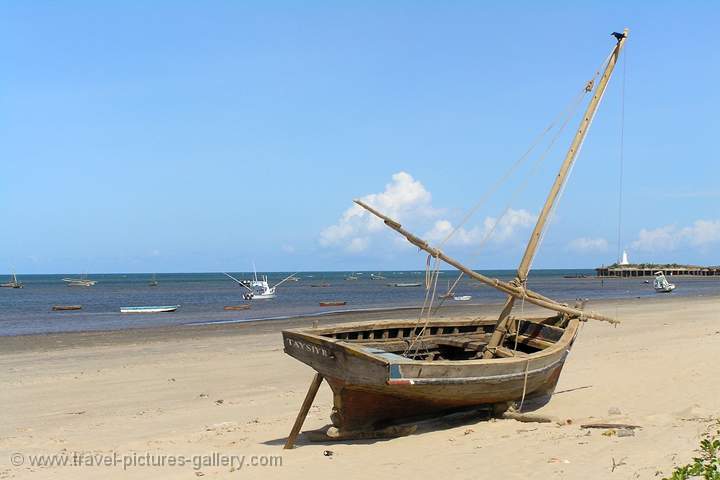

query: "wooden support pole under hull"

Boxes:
[284, 373, 324, 449]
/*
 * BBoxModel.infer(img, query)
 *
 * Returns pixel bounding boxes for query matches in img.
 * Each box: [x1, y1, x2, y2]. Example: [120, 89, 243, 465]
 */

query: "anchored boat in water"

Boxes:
[63, 274, 97, 287]
[223, 268, 297, 300]
[653, 271, 676, 293]
[120, 305, 180, 313]
[1, 272, 23, 288]
[282, 30, 628, 446]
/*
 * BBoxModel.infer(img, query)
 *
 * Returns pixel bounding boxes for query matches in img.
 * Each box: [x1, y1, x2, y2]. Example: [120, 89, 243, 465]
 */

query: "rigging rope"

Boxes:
[439, 87, 589, 249]
[616, 47, 627, 265]
[614, 44, 628, 323]
[428, 79, 596, 318]
[405, 51, 616, 354]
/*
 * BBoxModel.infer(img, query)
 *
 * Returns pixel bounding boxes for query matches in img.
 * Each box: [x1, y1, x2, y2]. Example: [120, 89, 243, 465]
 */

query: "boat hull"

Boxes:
[319, 301, 347, 307]
[323, 362, 565, 430]
[283, 317, 578, 432]
[52, 305, 82, 311]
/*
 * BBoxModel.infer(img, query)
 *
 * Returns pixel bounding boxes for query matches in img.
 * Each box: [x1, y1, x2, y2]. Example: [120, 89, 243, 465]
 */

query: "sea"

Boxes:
[1, 270, 719, 337]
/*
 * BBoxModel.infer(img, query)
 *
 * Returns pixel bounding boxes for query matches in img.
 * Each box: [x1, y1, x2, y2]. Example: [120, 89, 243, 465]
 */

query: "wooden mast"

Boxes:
[482, 29, 629, 358]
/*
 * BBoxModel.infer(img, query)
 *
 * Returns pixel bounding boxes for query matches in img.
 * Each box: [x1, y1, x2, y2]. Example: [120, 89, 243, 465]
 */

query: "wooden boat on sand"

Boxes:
[282, 30, 628, 447]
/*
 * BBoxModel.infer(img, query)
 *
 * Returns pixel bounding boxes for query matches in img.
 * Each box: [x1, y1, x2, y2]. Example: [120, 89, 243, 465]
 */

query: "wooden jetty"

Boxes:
[596, 264, 720, 277]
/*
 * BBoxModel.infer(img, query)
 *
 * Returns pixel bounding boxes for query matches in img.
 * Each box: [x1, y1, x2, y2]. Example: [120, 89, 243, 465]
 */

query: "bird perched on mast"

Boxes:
[611, 31, 626, 42]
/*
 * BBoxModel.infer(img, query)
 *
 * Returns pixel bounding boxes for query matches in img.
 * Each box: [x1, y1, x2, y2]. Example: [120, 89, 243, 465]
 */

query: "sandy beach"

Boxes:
[1, 295, 719, 479]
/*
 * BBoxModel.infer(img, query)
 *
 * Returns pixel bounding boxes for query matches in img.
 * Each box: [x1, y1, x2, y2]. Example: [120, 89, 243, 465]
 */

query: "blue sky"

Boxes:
[1, 1, 718, 273]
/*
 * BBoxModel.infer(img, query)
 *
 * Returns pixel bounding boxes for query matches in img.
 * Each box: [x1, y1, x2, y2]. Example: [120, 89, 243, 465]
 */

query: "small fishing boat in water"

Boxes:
[453, 295, 472, 301]
[148, 273, 159, 287]
[63, 275, 97, 287]
[319, 301, 347, 307]
[120, 305, 180, 313]
[52, 305, 82, 311]
[390, 282, 421, 288]
[653, 271, 676, 293]
[1, 272, 23, 288]
[223, 268, 297, 300]
[224, 304, 251, 311]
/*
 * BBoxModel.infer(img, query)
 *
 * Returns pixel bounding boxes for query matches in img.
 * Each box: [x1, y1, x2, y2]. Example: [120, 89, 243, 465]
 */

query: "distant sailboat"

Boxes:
[653, 271, 676, 293]
[1, 272, 23, 289]
[148, 273, 159, 287]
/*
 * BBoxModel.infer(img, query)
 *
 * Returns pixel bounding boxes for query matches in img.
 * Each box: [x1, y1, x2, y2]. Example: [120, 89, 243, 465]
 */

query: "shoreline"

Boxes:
[2, 292, 715, 354]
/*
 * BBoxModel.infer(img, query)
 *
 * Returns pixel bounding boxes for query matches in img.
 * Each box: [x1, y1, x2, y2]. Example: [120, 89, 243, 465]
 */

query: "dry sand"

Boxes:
[1, 295, 719, 479]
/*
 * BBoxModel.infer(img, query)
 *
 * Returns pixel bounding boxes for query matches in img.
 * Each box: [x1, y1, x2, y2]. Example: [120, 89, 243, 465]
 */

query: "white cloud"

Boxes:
[319, 171, 437, 252]
[320, 171, 536, 254]
[567, 237, 609, 253]
[631, 220, 720, 253]
[424, 220, 481, 246]
[482, 209, 536, 242]
[632, 226, 678, 252]
[281, 244, 296, 253]
[682, 220, 720, 247]
[425, 209, 536, 247]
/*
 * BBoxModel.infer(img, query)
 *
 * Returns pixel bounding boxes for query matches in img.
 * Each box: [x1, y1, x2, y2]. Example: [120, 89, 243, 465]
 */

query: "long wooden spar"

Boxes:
[354, 200, 618, 325]
[481, 29, 629, 357]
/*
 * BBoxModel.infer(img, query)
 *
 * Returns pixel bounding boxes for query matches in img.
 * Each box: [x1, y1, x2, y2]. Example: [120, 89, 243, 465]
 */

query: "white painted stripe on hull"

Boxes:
[387, 351, 569, 385]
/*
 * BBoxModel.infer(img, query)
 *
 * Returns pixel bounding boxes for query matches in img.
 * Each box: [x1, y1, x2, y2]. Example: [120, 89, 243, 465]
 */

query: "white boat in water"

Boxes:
[223, 268, 297, 300]
[120, 305, 180, 313]
[653, 271, 675, 293]
[63, 276, 97, 287]
[453, 295, 472, 301]
[1, 272, 23, 289]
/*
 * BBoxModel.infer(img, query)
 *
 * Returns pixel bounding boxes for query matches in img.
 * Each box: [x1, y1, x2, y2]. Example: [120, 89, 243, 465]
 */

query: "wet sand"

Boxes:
[1, 295, 719, 479]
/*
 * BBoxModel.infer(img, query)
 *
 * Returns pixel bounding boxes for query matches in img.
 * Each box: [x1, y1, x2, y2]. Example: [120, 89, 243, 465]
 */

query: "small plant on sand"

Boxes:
[665, 422, 720, 480]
